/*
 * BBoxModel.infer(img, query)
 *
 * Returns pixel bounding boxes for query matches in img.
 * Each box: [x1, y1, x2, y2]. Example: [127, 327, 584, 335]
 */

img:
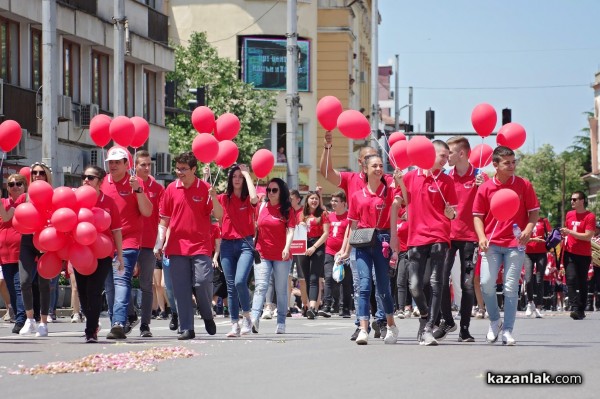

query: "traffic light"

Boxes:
[188, 87, 206, 110]
[425, 108, 434, 139]
[502, 108, 511, 125]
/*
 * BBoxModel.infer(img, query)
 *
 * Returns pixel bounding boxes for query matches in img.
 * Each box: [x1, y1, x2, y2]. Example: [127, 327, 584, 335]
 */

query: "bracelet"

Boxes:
[324, 145, 332, 149]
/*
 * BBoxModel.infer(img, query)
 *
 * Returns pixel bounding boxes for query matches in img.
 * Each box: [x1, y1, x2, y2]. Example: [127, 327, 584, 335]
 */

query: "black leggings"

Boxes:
[74, 257, 112, 336]
[395, 251, 412, 308]
[524, 252, 547, 306]
[19, 234, 50, 314]
[564, 251, 592, 313]
[299, 238, 325, 302]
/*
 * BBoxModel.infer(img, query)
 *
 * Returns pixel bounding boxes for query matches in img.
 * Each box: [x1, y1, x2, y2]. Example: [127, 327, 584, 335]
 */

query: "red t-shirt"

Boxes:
[209, 222, 221, 254]
[403, 169, 458, 247]
[347, 184, 397, 230]
[395, 205, 409, 252]
[0, 194, 26, 264]
[101, 173, 146, 249]
[563, 210, 596, 256]
[472, 175, 540, 247]
[297, 210, 330, 239]
[448, 165, 487, 242]
[140, 177, 165, 249]
[218, 193, 256, 239]
[160, 178, 214, 257]
[255, 202, 296, 261]
[339, 171, 393, 209]
[325, 211, 349, 255]
[526, 218, 551, 254]
[94, 191, 123, 252]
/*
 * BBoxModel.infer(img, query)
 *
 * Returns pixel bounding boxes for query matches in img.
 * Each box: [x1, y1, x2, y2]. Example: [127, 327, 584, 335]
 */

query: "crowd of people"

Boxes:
[0, 135, 598, 347]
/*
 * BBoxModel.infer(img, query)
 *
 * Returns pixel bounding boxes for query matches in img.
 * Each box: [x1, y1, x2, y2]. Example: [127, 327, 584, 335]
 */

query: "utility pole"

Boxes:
[561, 162, 566, 227]
[394, 54, 399, 131]
[408, 86, 413, 131]
[370, 0, 379, 151]
[114, 0, 126, 116]
[42, 0, 60, 186]
[285, 0, 299, 189]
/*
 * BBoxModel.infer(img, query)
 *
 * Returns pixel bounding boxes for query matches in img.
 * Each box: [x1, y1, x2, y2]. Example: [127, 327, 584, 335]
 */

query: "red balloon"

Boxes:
[19, 167, 31, 184]
[91, 234, 114, 259]
[75, 185, 98, 210]
[92, 207, 112, 232]
[191, 106, 215, 134]
[14, 203, 46, 231]
[471, 103, 497, 138]
[109, 116, 134, 147]
[56, 242, 72, 261]
[469, 143, 494, 169]
[28, 180, 54, 212]
[38, 226, 68, 252]
[11, 214, 39, 234]
[0, 119, 23, 152]
[497, 123, 526, 150]
[251, 149, 275, 179]
[337, 110, 371, 140]
[37, 252, 63, 279]
[130, 116, 150, 148]
[490, 188, 520, 222]
[214, 113, 241, 141]
[68, 243, 96, 275]
[53, 186, 77, 211]
[51, 207, 78, 232]
[76, 258, 98, 276]
[316, 96, 343, 131]
[89, 114, 112, 147]
[78, 208, 95, 224]
[33, 232, 48, 252]
[388, 132, 407, 147]
[389, 140, 410, 170]
[214, 140, 239, 168]
[407, 136, 436, 170]
[74, 221, 98, 246]
[192, 133, 219, 163]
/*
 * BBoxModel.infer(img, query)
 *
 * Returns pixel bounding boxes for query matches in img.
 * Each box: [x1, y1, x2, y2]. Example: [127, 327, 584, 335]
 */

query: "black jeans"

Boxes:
[19, 234, 49, 314]
[74, 257, 112, 337]
[299, 238, 325, 302]
[407, 243, 448, 329]
[524, 252, 547, 306]
[323, 253, 353, 311]
[439, 240, 475, 328]
[395, 251, 412, 308]
[564, 251, 592, 313]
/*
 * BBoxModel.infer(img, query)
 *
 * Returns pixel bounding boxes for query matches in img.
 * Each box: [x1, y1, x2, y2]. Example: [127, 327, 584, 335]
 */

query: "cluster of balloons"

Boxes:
[317, 96, 370, 140]
[471, 103, 527, 153]
[12, 181, 113, 279]
[89, 114, 150, 149]
[0, 120, 23, 153]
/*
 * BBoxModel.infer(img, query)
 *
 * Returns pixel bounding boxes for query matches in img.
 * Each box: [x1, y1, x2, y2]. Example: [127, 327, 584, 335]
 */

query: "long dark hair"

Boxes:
[362, 154, 387, 195]
[267, 177, 291, 222]
[302, 191, 324, 222]
[226, 165, 249, 201]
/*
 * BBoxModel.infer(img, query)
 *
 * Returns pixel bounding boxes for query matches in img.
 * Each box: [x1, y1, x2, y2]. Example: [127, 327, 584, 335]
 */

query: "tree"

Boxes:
[563, 111, 593, 174]
[166, 32, 277, 170]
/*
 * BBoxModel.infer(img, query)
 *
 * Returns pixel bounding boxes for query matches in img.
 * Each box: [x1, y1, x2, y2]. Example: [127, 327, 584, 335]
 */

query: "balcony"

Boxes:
[148, 7, 168, 44]
[2, 84, 38, 134]
[58, 0, 97, 14]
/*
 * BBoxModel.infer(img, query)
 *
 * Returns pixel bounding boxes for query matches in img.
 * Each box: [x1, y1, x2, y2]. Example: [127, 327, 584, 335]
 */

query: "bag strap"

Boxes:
[225, 195, 257, 249]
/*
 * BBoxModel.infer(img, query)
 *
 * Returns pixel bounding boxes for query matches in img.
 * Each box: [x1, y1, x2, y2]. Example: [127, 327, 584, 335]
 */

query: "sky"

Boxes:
[378, 0, 600, 154]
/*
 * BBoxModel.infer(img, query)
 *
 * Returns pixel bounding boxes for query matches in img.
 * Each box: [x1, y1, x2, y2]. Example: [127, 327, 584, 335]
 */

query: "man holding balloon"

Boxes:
[473, 146, 540, 346]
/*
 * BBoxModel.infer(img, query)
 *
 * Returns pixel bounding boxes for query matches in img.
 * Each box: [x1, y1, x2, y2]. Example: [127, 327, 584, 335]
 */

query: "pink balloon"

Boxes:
[497, 123, 526, 150]
[14, 203, 46, 231]
[0, 120, 23, 152]
[191, 106, 215, 134]
[192, 133, 219, 163]
[109, 116, 135, 147]
[91, 234, 114, 259]
[316, 96, 343, 131]
[469, 143, 494, 169]
[38, 226, 68, 252]
[89, 114, 112, 147]
[490, 188, 520, 222]
[19, 167, 31, 184]
[389, 140, 410, 170]
[68, 243, 96, 275]
[214, 113, 241, 141]
[11, 214, 39, 234]
[337, 110, 371, 140]
[388, 132, 407, 147]
[215, 140, 239, 168]
[92, 207, 112, 232]
[74, 221, 98, 246]
[51, 207, 78, 232]
[37, 252, 63, 280]
[75, 185, 98, 210]
[78, 208, 95, 224]
[130, 116, 150, 148]
[57, 242, 72, 261]
[471, 103, 497, 138]
[28, 180, 54, 213]
[407, 136, 436, 170]
[33, 232, 48, 252]
[76, 259, 98, 276]
[53, 186, 77, 211]
[251, 149, 275, 179]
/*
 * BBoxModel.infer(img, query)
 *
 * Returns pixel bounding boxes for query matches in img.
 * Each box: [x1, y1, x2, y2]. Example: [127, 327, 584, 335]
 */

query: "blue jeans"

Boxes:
[355, 232, 394, 321]
[251, 259, 291, 325]
[220, 237, 255, 321]
[162, 257, 177, 315]
[480, 245, 524, 332]
[104, 249, 140, 326]
[1, 263, 25, 324]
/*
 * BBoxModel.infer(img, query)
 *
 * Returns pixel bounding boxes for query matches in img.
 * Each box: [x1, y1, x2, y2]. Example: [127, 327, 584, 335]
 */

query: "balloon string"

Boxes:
[487, 220, 499, 245]
[370, 130, 392, 161]
[0, 152, 5, 181]
[478, 136, 484, 170]
[430, 171, 448, 205]
[325, 144, 330, 179]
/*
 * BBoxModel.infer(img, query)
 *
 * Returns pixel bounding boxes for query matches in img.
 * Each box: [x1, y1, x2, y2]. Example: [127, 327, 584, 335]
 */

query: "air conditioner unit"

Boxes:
[6, 129, 28, 159]
[155, 152, 171, 174]
[81, 103, 100, 128]
[58, 95, 72, 121]
[0, 78, 4, 116]
[90, 148, 105, 167]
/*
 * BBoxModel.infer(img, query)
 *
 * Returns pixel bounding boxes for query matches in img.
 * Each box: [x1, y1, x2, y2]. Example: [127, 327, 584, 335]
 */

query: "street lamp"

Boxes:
[395, 103, 412, 131]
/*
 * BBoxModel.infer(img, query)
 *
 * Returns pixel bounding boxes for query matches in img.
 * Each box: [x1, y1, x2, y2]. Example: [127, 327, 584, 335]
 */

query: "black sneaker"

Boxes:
[12, 322, 24, 334]
[306, 308, 317, 320]
[302, 307, 308, 318]
[169, 313, 179, 331]
[371, 321, 381, 339]
[223, 307, 230, 317]
[140, 323, 153, 337]
[458, 326, 475, 342]
[85, 333, 98, 343]
[318, 307, 332, 318]
[350, 327, 361, 341]
[178, 330, 195, 340]
[570, 310, 585, 320]
[151, 309, 158, 319]
[417, 318, 427, 344]
[204, 319, 217, 335]
[433, 320, 457, 341]
[106, 324, 127, 340]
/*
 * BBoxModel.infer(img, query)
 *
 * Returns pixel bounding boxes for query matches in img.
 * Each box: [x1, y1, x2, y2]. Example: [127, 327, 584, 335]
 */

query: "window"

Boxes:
[276, 123, 304, 164]
[63, 40, 80, 102]
[31, 29, 42, 89]
[0, 17, 20, 84]
[92, 51, 109, 110]
[143, 69, 156, 123]
[125, 62, 135, 116]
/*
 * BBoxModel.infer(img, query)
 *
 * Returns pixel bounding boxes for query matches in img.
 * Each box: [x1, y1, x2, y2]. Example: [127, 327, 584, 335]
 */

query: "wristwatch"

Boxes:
[134, 187, 143, 193]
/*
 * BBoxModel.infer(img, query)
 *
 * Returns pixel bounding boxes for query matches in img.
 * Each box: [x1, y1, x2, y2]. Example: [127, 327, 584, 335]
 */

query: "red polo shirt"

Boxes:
[326, 211, 349, 255]
[218, 193, 256, 239]
[94, 191, 123, 251]
[297, 211, 330, 239]
[347, 183, 397, 230]
[395, 205, 409, 252]
[255, 202, 296, 261]
[526, 218, 551, 254]
[563, 210, 596, 256]
[140, 176, 165, 249]
[403, 169, 458, 247]
[472, 175, 540, 247]
[339, 171, 393, 209]
[210, 222, 221, 254]
[160, 178, 214, 257]
[0, 194, 26, 264]
[448, 165, 487, 242]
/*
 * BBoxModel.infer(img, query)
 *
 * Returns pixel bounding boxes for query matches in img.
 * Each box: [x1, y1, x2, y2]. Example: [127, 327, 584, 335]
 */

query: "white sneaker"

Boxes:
[501, 330, 516, 346]
[412, 307, 420, 318]
[261, 307, 273, 320]
[486, 319, 503, 343]
[384, 324, 399, 344]
[525, 302, 534, 317]
[226, 323, 241, 338]
[71, 313, 82, 323]
[534, 308, 543, 319]
[356, 329, 369, 345]
[36, 323, 48, 337]
[240, 317, 253, 335]
[19, 319, 37, 335]
[275, 323, 285, 334]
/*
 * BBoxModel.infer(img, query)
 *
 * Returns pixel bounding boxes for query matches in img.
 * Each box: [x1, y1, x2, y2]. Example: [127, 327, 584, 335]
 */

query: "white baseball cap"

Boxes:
[105, 147, 130, 163]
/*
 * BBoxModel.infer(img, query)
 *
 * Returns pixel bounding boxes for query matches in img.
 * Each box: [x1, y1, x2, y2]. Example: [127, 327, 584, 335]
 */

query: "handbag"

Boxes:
[543, 221, 562, 251]
[349, 228, 377, 248]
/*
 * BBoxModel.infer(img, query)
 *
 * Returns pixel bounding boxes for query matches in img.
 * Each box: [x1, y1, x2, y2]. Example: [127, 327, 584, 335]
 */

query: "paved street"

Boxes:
[0, 310, 598, 398]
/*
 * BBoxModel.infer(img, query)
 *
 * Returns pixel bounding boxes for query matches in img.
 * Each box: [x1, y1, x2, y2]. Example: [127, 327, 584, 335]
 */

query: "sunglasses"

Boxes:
[570, 198, 581, 202]
[82, 174, 100, 181]
[266, 187, 279, 194]
[32, 170, 47, 176]
[8, 182, 24, 188]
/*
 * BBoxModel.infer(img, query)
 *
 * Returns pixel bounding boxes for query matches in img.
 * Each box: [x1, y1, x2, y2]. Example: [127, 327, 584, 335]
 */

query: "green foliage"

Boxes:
[166, 32, 277, 177]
